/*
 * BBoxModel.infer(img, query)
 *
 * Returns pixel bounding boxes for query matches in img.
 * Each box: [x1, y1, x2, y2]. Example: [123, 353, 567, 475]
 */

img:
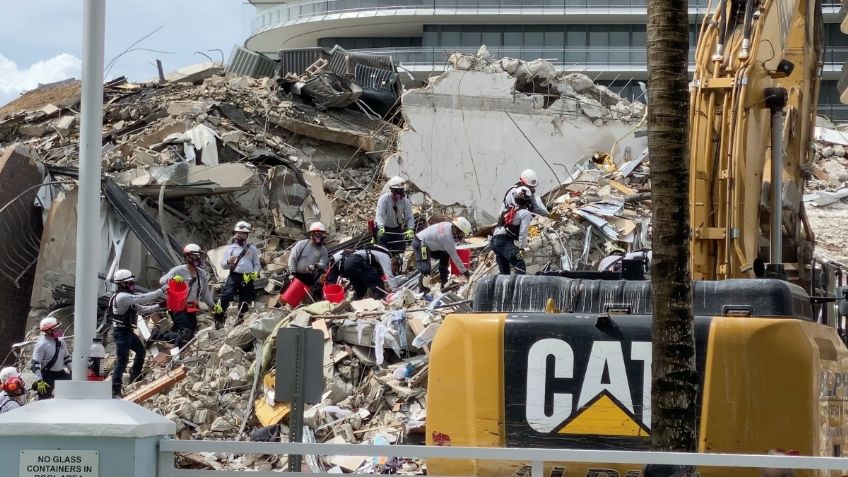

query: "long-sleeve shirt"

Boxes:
[30, 335, 71, 381]
[160, 265, 215, 309]
[113, 289, 165, 316]
[330, 249, 399, 289]
[288, 239, 328, 274]
[493, 208, 533, 248]
[0, 391, 20, 414]
[219, 241, 262, 275]
[415, 222, 467, 274]
[500, 185, 549, 217]
[375, 193, 414, 229]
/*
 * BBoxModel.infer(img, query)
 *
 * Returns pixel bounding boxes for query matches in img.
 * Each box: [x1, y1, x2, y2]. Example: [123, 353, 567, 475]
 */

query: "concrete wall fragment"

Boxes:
[0, 146, 43, 359]
[385, 70, 647, 223]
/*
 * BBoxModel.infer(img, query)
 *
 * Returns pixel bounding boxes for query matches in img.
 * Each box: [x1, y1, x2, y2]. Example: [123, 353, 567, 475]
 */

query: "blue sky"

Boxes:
[0, 0, 252, 106]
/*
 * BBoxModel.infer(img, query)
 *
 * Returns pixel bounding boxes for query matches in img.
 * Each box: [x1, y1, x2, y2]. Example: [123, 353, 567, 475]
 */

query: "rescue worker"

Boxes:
[108, 269, 166, 398]
[215, 221, 262, 330]
[500, 169, 550, 217]
[151, 244, 216, 348]
[326, 245, 401, 300]
[491, 186, 534, 275]
[30, 317, 71, 400]
[375, 176, 415, 255]
[0, 367, 26, 414]
[287, 222, 329, 288]
[597, 247, 652, 272]
[412, 217, 473, 291]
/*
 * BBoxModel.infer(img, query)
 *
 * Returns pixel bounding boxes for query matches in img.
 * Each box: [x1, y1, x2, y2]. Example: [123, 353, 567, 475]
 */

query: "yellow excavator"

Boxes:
[425, 0, 848, 475]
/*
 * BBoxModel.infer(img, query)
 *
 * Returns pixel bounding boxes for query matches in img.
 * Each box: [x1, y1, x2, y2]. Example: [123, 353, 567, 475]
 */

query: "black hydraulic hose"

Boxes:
[742, 0, 755, 42]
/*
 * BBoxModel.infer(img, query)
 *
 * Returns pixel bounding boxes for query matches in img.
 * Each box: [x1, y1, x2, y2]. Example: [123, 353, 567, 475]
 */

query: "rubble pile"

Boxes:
[804, 125, 848, 264]
[448, 48, 646, 125]
[12, 286, 467, 473]
[0, 69, 403, 311]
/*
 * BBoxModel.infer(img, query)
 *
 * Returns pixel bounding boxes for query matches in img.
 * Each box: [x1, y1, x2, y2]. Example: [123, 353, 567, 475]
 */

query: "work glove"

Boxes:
[517, 248, 527, 260]
[213, 302, 223, 314]
[34, 380, 50, 395]
[548, 211, 561, 221]
[307, 264, 319, 273]
[172, 275, 184, 284]
[404, 228, 414, 240]
[243, 271, 259, 284]
[377, 226, 386, 239]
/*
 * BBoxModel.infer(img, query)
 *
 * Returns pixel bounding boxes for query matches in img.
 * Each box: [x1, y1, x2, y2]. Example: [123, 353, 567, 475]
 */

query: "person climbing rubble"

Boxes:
[151, 244, 215, 348]
[375, 176, 415, 255]
[492, 186, 534, 275]
[326, 244, 401, 300]
[108, 269, 166, 398]
[286, 222, 329, 290]
[30, 317, 71, 400]
[215, 221, 262, 330]
[500, 169, 550, 218]
[413, 217, 473, 292]
[0, 367, 26, 413]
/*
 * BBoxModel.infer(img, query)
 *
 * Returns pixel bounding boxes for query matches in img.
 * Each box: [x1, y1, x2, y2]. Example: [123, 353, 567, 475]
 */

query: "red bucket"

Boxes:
[280, 278, 309, 308]
[166, 279, 189, 312]
[323, 284, 345, 303]
[450, 248, 472, 276]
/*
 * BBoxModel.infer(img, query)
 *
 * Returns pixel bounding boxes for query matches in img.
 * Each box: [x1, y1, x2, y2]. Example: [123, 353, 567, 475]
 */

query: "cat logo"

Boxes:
[524, 338, 651, 438]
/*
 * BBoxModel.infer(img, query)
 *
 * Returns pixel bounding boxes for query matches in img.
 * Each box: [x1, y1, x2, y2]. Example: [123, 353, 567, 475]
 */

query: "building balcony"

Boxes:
[249, 0, 843, 42]
[336, 45, 847, 81]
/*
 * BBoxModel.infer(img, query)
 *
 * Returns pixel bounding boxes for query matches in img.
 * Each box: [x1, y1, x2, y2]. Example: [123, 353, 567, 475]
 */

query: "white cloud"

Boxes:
[0, 53, 81, 106]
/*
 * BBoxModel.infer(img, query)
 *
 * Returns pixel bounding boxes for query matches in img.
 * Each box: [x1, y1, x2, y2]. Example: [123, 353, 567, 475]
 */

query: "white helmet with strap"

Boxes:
[452, 217, 472, 236]
[183, 243, 203, 255]
[111, 269, 135, 284]
[234, 221, 251, 233]
[309, 222, 327, 233]
[40, 316, 59, 332]
[519, 169, 539, 188]
[0, 367, 19, 384]
[387, 176, 406, 190]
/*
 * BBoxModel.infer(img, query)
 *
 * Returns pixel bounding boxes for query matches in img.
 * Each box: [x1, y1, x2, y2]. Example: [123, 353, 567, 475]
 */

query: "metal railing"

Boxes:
[157, 439, 848, 476]
[251, 0, 712, 33]
[251, 0, 843, 33]
[351, 46, 687, 67]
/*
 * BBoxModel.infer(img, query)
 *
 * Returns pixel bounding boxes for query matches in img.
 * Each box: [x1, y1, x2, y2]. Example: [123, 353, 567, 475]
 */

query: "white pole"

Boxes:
[72, 0, 106, 381]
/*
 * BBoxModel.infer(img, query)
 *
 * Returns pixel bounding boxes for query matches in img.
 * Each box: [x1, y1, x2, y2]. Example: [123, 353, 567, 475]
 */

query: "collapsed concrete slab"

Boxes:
[385, 69, 647, 222]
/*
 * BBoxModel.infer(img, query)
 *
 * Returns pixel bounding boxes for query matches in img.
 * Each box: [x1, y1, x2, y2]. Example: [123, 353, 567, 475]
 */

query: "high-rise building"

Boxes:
[244, 0, 846, 118]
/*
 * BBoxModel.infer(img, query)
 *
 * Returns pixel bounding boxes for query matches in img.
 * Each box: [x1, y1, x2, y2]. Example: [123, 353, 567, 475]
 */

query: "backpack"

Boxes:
[498, 206, 519, 228]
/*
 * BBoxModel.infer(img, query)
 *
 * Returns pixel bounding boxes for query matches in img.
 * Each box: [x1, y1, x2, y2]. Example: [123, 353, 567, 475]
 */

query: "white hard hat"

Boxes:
[234, 221, 251, 233]
[520, 169, 539, 188]
[452, 217, 472, 236]
[90, 340, 106, 359]
[309, 222, 327, 233]
[111, 269, 135, 284]
[40, 316, 59, 332]
[387, 176, 406, 190]
[183, 243, 203, 255]
[0, 367, 19, 384]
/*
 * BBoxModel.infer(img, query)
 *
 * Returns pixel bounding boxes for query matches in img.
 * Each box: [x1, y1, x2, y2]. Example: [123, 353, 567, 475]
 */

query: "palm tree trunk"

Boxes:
[647, 0, 699, 452]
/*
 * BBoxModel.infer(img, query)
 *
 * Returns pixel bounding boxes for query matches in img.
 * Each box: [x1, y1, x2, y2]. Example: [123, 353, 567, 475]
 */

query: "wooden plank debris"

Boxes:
[124, 366, 187, 403]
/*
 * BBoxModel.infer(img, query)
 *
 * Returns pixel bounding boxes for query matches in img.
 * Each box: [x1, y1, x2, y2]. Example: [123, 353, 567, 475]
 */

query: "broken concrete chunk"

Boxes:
[579, 97, 609, 121]
[221, 130, 243, 144]
[211, 416, 235, 432]
[41, 103, 61, 117]
[54, 115, 75, 131]
[564, 73, 597, 94]
[166, 100, 211, 117]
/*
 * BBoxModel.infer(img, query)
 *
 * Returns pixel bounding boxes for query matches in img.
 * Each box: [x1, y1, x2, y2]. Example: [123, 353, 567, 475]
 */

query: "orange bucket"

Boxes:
[323, 284, 345, 303]
[280, 278, 309, 307]
[166, 279, 189, 312]
[450, 248, 472, 275]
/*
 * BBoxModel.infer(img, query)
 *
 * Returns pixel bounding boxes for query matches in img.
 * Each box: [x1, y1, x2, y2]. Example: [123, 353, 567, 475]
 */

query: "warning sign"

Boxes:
[19, 450, 98, 477]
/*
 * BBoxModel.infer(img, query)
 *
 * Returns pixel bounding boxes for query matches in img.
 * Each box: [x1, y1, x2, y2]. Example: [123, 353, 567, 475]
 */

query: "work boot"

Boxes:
[214, 313, 225, 330]
[128, 372, 141, 385]
[112, 384, 123, 399]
